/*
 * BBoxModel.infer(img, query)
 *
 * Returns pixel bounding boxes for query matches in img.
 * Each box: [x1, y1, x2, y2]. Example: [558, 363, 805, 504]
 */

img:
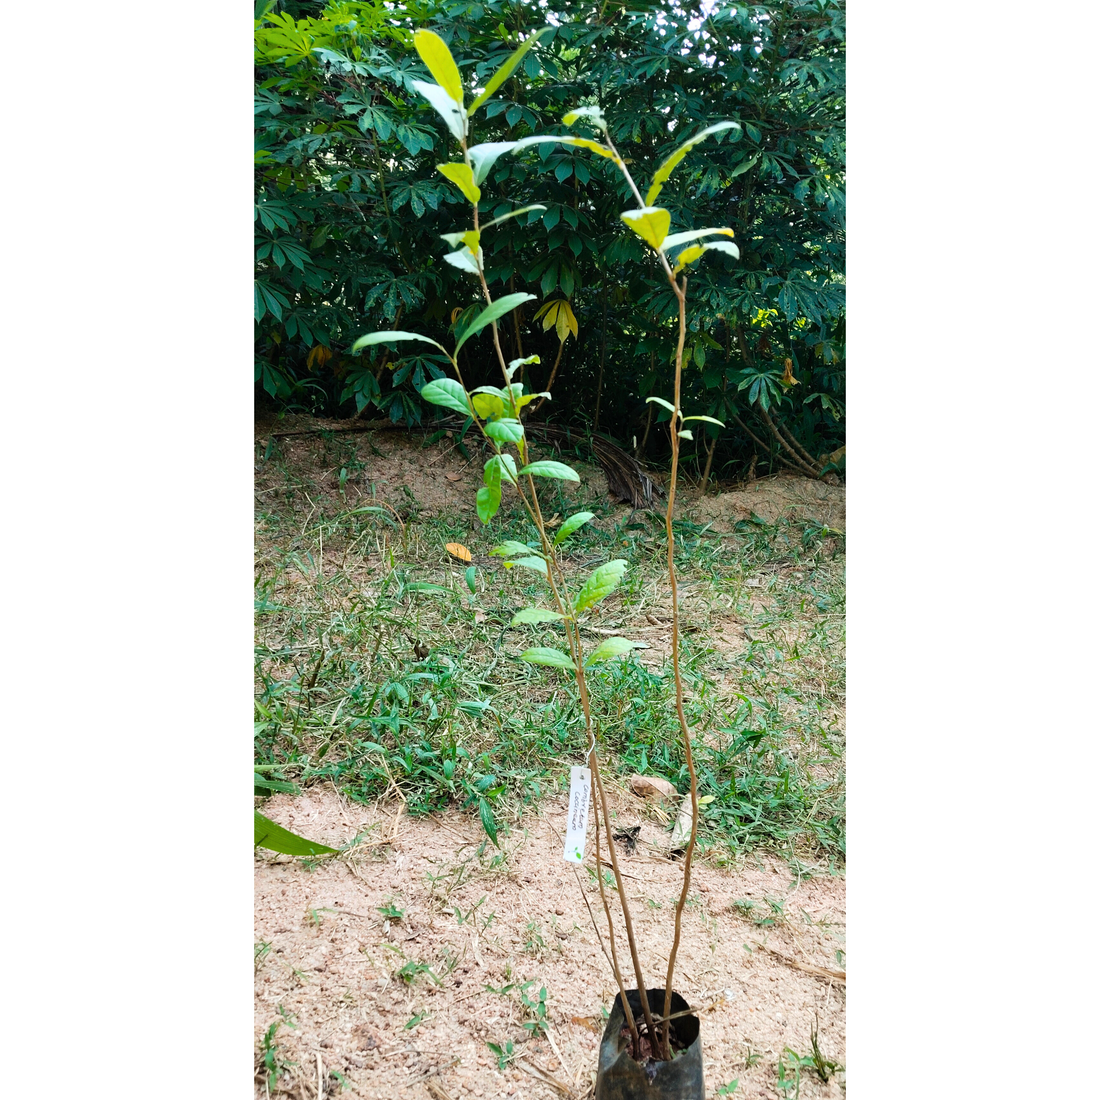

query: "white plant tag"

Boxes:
[563, 766, 591, 864]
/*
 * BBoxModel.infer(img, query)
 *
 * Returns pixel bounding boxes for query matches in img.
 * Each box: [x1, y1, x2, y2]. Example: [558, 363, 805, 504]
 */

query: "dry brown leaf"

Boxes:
[629, 774, 678, 801]
[445, 542, 472, 562]
[444, 472, 463, 482]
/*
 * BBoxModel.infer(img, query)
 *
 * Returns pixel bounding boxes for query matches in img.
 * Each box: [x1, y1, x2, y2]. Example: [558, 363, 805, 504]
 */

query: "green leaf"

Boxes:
[406, 582, 451, 595]
[468, 141, 519, 186]
[574, 559, 627, 614]
[563, 105, 608, 130]
[620, 207, 671, 250]
[678, 429, 693, 440]
[443, 247, 481, 274]
[255, 811, 338, 856]
[645, 121, 741, 205]
[436, 162, 481, 204]
[491, 540, 542, 558]
[413, 29, 464, 105]
[352, 330, 449, 355]
[253, 773, 299, 795]
[493, 453, 518, 485]
[471, 392, 504, 419]
[409, 79, 466, 142]
[646, 396, 677, 416]
[507, 354, 540, 381]
[484, 417, 524, 444]
[517, 460, 579, 482]
[683, 415, 726, 426]
[420, 378, 472, 416]
[482, 204, 547, 231]
[476, 483, 500, 524]
[479, 797, 500, 848]
[505, 556, 548, 576]
[519, 647, 574, 669]
[469, 28, 550, 115]
[552, 510, 596, 546]
[661, 227, 735, 252]
[584, 637, 641, 665]
[455, 293, 538, 356]
[510, 607, 567, 626]
[464, 565, 477, 594]
[728, 153, 759, 178]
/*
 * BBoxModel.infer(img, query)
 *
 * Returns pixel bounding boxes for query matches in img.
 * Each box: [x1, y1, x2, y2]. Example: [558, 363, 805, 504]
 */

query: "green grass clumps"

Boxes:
[255, 445, 844, 859]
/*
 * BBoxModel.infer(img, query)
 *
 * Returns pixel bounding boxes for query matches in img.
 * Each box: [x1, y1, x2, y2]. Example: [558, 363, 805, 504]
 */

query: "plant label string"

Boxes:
[562, 765, 591, 864]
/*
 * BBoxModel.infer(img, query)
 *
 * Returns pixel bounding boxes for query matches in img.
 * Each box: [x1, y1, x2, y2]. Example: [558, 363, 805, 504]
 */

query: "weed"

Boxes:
[258, 1006, 297, 1089]
[405, 1011, 430, 1030]
[486, 1039, 517, 1070]
[716, 1081, 739, 1096]
[519, 982, 550, 1038]
[523, 919, 547, 956]
[809, 1016, 840, 1082]
[378, 899, 406, 921]
[255, 940, 272, 971]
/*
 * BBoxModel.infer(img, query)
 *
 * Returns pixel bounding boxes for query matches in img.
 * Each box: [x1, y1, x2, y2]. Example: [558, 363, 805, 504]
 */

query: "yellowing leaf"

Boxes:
[306, 345, 332, 371]
[436, 163, 481, 205]
[446, 542, 472, 562]
[620, 207, 671, 251]
[413, 29, 464, 105]
[780, 358, 799, 387]
[533, 299, 577, 343]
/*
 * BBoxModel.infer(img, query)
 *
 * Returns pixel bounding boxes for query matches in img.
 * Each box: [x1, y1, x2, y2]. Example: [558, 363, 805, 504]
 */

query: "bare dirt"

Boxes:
[255, 418, 845, 1099]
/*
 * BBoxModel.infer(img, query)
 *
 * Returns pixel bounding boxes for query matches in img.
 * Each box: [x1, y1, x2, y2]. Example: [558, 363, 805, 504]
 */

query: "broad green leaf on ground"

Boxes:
[410, 79, 466, 142]
[519, 647, 574, 669]
[574, 559, 628, 614]
[455, 293, 538, 356]
[469, 28, 550, 115]
[620, 207, 671, 250]
[413, 29, 464, 104]
[510, 607, 567, 625]
[436, 162, 481, 204]
[584, 637, 641, 665]
[645, 121, 741, 205]
[254, 773, 299, 795]
[353, 330, 449, 355]
[517, 460, 579, 481]
[255, 811, 338, 856]
[420, 377, 471, 416]
[552, 510, 596, 546]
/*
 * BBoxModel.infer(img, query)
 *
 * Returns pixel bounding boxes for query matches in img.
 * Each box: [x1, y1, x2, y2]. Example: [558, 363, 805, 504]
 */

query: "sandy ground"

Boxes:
[255, 788, 845, 1100]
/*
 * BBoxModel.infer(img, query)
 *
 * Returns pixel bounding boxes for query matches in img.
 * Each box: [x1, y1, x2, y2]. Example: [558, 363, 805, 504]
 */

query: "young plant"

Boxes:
[352, 26, 738, 1067]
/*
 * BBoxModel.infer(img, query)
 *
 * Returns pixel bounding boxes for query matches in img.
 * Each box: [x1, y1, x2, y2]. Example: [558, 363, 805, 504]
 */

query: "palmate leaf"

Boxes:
[255, 811, 338, 857]
[574, 559, 628, 614]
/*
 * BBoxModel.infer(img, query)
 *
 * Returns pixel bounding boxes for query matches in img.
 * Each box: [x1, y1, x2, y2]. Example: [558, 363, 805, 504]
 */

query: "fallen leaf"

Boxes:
[444, 472, 464, 482]
[446, 542, 472, 562]
[629, 774, 678, 801]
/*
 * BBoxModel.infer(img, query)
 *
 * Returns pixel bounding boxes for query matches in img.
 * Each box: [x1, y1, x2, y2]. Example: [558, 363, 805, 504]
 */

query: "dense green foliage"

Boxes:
[255, 0, 844, 478]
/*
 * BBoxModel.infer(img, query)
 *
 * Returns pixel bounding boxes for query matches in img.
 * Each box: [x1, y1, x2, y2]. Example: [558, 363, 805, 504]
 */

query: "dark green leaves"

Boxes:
[584, 637, 641, 665]
[645, 121, 741, 205]
[479, 797, 500, 847]
[255, 812, 338, 857]
[574, 559, 628, 614]
[352, 330, 449, 355]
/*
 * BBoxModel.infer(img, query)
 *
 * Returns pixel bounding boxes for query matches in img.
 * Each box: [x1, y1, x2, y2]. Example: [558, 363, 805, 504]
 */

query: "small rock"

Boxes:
[554, 907, 565, 915]
[320, 1038, 333, 1049]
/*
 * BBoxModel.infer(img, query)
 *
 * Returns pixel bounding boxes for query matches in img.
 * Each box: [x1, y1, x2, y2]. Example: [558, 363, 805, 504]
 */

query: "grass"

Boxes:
[255, 432, 845, 862]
